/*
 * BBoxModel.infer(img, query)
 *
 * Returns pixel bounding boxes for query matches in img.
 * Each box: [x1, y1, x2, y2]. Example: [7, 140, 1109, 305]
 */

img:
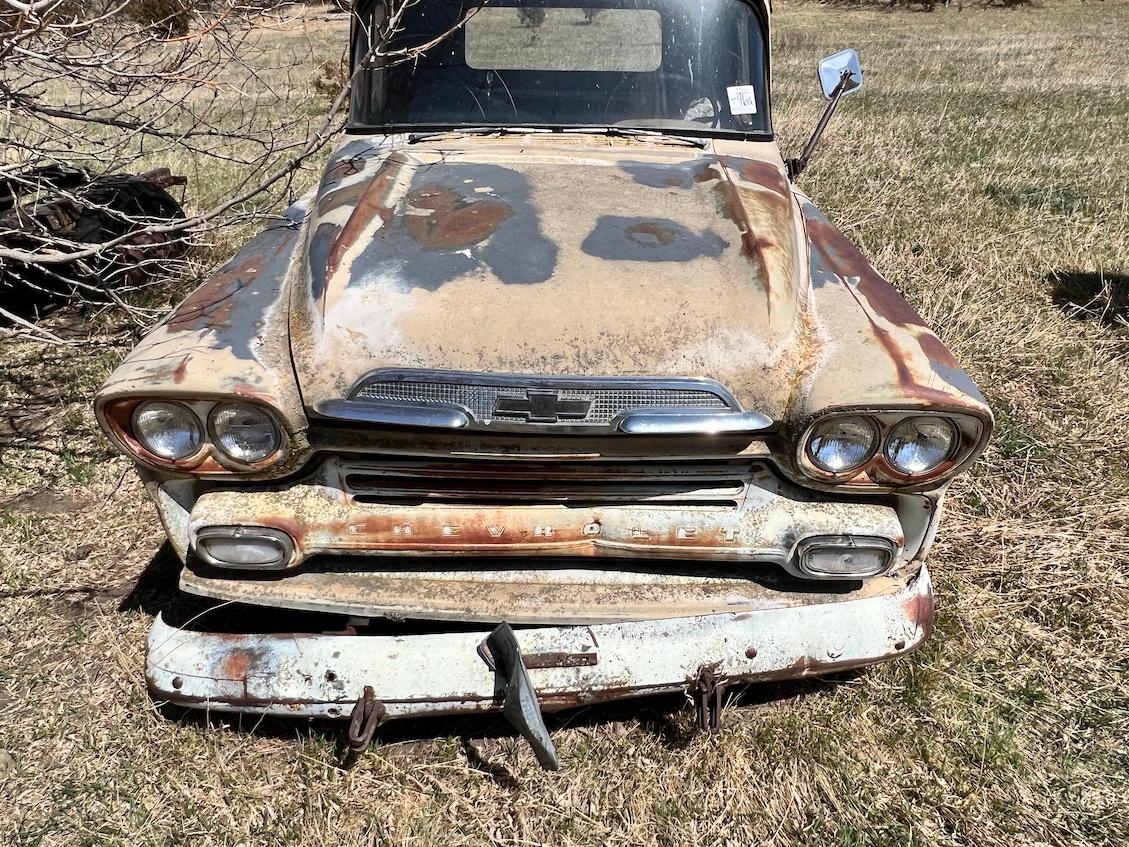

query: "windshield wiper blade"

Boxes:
[407, 127, 550, 144]
[562, 127, 708, 149]
[407, 126, 709, 148]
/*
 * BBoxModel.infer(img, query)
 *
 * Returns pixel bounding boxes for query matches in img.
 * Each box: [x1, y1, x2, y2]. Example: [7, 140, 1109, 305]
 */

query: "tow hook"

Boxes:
[482, 622, 560, 771]
[692, 666, 725, 733]
[339, 685, 386, 769]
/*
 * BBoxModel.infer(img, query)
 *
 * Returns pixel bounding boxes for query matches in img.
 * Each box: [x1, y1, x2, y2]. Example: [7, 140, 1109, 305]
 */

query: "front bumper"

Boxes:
[146, 564, 933, 720]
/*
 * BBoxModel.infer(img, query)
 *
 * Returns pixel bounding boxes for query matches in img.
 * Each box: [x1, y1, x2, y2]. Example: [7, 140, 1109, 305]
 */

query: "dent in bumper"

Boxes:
[146, 565, 933, 719]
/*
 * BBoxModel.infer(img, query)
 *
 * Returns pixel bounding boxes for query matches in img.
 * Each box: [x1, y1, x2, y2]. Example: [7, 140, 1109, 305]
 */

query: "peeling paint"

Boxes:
[801, 199, 993, 418]
[145, 566, 934, 719]
[581, 216, 728, 263]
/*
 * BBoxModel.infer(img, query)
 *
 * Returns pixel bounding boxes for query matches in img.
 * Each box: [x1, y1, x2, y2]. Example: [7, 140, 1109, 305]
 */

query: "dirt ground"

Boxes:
[1, 2, 1127, 845]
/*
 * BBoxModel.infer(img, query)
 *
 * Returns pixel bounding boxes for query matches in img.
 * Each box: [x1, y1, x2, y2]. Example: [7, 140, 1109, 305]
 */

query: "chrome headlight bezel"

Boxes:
[797, 408, 989, 489]
[100, 396, 287, 474]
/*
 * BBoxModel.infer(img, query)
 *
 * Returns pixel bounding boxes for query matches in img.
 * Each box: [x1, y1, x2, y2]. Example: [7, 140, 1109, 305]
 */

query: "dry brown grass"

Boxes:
[2, 2, 1128, 845]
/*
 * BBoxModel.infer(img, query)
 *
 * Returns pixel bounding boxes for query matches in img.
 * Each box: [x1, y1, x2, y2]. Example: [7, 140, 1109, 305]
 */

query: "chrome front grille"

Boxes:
[349, 370, 735, 429]
[354, 381, 728, 424]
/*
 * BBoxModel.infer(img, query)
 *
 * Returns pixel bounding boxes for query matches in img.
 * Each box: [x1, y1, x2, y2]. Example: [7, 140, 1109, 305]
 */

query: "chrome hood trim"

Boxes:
[311, 369, 773, 435]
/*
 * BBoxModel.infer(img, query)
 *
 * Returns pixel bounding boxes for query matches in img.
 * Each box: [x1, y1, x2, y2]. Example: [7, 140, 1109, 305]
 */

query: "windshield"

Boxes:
[350, 0, 771, 137]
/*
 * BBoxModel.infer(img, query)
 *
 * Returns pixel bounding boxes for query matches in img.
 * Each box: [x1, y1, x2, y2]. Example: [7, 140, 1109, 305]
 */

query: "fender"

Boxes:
[95, 194, 313, 442]
[797, 199, 992, 428]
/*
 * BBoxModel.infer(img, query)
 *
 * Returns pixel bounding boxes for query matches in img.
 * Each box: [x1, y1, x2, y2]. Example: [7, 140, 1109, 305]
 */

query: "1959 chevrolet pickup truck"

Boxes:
[95, 0, 992, 768]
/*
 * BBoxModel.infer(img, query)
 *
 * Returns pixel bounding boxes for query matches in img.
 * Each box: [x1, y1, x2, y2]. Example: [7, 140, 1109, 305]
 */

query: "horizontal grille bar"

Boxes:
[347, 476, 743, 506]
[342, 459, 754, 508]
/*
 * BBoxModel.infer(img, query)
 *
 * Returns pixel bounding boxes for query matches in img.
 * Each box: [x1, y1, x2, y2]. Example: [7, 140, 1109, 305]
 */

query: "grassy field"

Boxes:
[2, 2, 1128, 845]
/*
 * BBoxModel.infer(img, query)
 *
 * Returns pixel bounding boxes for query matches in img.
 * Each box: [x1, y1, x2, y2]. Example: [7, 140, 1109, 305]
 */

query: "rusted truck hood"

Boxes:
[290, 135, 810, 420]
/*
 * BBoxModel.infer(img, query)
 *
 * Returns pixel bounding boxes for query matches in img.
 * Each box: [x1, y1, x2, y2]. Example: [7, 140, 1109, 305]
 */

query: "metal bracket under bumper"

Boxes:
[146, 566, 933, 720]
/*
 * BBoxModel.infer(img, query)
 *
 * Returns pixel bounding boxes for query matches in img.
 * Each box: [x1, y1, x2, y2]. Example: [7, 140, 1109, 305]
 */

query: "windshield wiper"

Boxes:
[406, 125, 709, 148]
[407, 127, 550, 144]
[563, 127, 708, 149]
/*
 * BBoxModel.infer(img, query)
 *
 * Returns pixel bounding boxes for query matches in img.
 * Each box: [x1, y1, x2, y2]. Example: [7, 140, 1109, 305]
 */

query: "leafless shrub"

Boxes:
[122, 0, 191, 36]
[0, 0, 355, 343]
[0, 0, 481, 345]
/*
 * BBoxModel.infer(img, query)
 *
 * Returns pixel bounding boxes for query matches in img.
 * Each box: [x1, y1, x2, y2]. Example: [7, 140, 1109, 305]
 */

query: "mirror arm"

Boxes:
[787, 70, 854, 181]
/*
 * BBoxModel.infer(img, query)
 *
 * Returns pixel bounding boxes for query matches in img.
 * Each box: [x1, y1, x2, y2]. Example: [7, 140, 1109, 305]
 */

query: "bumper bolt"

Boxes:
[171, 676, 183, 690]
[745, 647, 758, 659]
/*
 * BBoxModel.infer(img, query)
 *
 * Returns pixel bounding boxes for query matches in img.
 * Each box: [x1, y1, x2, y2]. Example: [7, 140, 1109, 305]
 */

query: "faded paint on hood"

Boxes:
[290, 134, 811, 420]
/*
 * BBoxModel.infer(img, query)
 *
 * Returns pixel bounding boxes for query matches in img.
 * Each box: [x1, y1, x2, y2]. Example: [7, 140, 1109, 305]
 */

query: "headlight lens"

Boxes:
[209, 403, 280, 463]
[884, 416, 956, 475]
[132, 401, 202, 460]
[806, 416, 878, 473]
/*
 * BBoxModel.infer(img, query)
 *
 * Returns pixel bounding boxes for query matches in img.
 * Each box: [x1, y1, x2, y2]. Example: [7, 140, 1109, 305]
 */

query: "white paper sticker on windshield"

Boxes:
[727, 85, 758, 116]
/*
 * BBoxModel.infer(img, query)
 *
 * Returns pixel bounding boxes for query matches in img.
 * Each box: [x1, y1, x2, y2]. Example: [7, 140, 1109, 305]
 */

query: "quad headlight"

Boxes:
[884, 415, 956, 475]
[131, 401, 203, 460]
[800, 410, 985, 487]
[209, 402, 281, 464]
[806, 415, 879, 473]
[105, 397, 285, 472]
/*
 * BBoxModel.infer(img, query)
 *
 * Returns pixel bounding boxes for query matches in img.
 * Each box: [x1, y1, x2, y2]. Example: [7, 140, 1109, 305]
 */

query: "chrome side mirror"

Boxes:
[818, 49, 863, 100]
[787, 48, 864, 180]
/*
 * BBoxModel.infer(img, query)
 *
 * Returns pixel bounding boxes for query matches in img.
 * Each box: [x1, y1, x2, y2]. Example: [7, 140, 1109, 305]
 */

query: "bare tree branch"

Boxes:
[0, 0, 478, 340]
[1, 0, 64, 17]
[0, 303, 77, 344]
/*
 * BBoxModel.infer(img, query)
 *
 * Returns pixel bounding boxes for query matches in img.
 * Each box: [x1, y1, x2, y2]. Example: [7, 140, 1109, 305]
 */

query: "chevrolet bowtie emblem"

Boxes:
[494, 390, 592, 423]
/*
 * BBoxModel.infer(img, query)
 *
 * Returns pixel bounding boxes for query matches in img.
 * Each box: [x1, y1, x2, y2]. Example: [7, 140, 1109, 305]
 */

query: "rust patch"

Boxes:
[165, 254, 256, 331]
[854, 271, 929, 329]
[904, 581, 935, 639]
[735, 158, 791, 200]
[194, 456, 227, 474]
[222, 648, 253, 681]
[807, 216, 927, 328]
[866, 318, 962, 405]
[816, 241, 969, 405]
[171, 357, 188, 384]
[481, 647, 599, 671]
[325, 155, 365, 182]
[693, 162, 723, 184]
[806, 205, 991, 407]
[317, 179, 370, 217]
[805, 206, 992, 409]
[915, 331, 964, 371]
[166, 223, 296, 334]
[404, 185, 512, 251]
[524, 651, 598, 670]
[324, 162, 401, 283]
[233, 383, 275, 404]
[257, 515, 309, 549]
[713, 177, 773, 293]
